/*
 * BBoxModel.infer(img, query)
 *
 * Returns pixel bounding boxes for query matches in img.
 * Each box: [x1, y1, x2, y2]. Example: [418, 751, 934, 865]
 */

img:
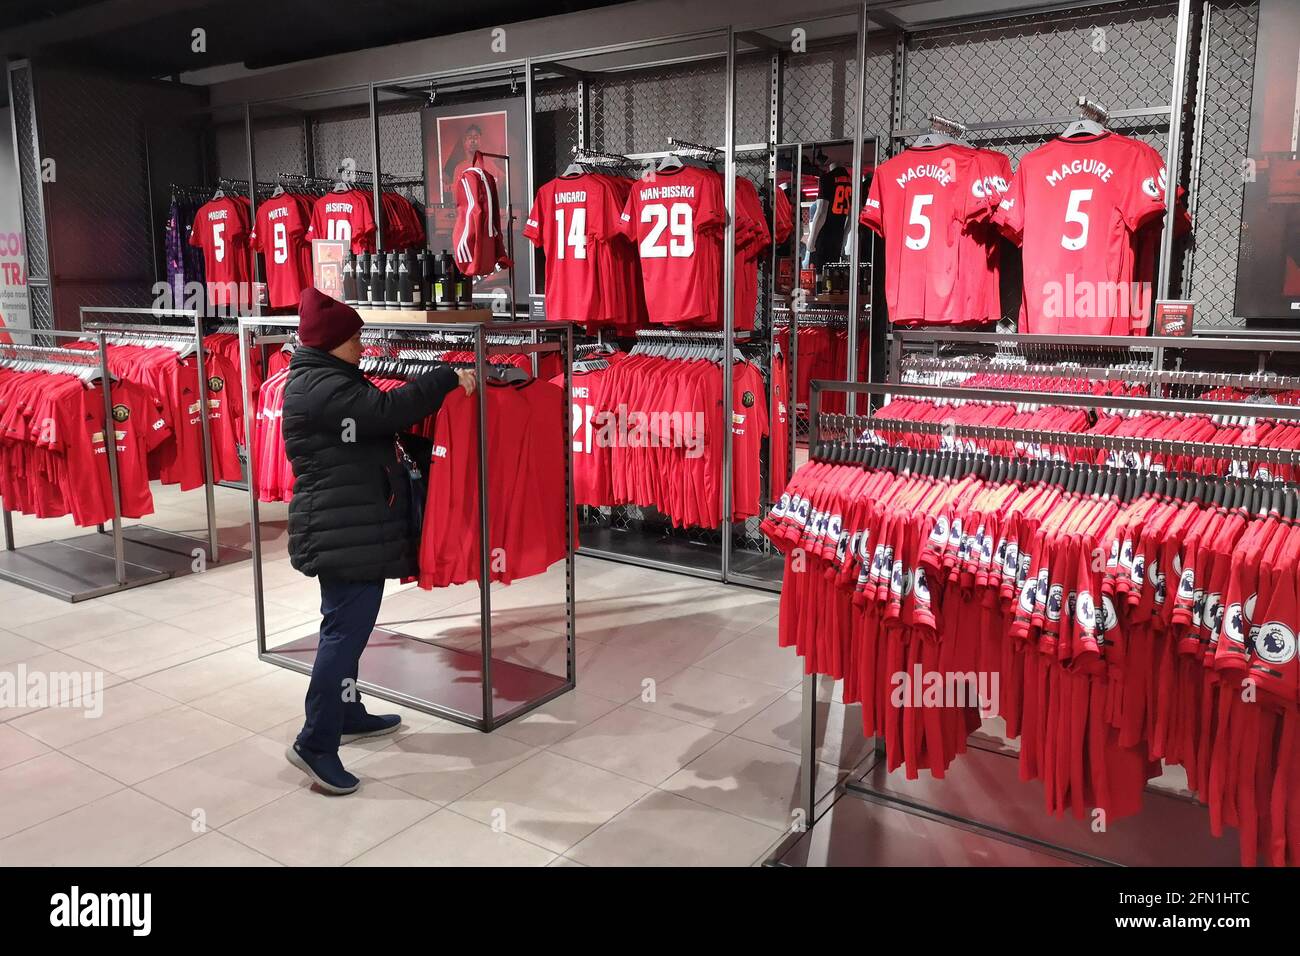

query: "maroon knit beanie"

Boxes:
[299, 287, 363, 352]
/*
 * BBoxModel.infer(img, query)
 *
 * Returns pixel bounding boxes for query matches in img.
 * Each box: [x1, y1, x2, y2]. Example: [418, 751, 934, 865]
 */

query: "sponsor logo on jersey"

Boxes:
[930, 515, 949, 546]
[1255, 622, 1297, 665]
[1077, 591, 1097, 633]
[1102, 594, 1119, 633]
[1019, 578, 1037, 615]
[432, 445, 448, 459]
[1178, 567, 1195, 600]
[110, 404, 130, 424]
[1224, 602, 1246, 645]
[971, 175, 1009, 200]
[1046, 584, 1064, 622]
[1141, 166, 1168, 199]
[1203, 592, 1223, 634]
[914, 567, 930, 604]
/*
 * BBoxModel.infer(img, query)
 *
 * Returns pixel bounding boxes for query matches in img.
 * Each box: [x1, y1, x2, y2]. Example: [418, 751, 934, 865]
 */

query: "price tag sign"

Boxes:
[1154, 300, 1195, 336]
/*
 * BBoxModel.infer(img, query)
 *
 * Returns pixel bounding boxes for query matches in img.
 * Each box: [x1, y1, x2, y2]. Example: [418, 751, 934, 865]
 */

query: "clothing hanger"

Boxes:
[1061, 95, 1109, 139]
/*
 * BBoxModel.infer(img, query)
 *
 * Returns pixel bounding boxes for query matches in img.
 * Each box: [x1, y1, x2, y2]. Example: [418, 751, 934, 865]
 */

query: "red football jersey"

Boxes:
[992, 132, 1167, 335]
[307, 190, 376, 253]
[250, 195, 311, 308]
[617, 166, 726, 326]
[526, 174, 623, 325]
[189, 197, 253, 307]
[858, 144, 1004, 325]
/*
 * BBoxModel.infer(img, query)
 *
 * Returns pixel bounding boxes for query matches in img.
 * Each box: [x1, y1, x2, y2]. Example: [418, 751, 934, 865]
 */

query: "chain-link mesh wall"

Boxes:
[589, 58, 729, 155]
[1186, 0, 1258, 328]
[32, 64, 204, 328]
[902, 0, 1179, 169]
[313, 106, 374, 181]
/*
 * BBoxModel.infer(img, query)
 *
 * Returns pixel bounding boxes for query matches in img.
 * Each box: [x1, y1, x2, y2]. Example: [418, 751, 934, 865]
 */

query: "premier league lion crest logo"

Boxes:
[1256, 623, 1297, 665]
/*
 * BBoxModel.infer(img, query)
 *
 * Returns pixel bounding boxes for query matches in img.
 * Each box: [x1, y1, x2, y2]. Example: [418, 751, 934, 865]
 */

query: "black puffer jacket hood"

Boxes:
[282, 346, 458, 581]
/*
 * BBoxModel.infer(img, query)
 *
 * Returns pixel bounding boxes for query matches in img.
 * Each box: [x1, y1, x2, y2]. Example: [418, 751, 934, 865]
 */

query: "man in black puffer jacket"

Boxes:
[282, 288, 473, 795]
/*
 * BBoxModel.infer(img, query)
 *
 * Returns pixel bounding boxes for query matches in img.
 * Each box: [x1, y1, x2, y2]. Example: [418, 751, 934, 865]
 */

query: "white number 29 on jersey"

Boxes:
[640, 202, 694, 258]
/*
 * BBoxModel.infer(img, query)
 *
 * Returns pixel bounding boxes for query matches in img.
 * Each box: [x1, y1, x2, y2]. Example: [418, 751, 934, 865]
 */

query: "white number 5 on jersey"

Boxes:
[1061, 188, 1093, 251]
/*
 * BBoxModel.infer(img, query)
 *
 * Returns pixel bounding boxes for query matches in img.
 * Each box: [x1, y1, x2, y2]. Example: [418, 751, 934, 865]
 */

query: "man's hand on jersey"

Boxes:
[456, 369, 478, 395]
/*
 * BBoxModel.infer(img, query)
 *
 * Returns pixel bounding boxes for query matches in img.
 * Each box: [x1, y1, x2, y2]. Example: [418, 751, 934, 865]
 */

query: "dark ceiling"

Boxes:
[0, 0, 629, 78]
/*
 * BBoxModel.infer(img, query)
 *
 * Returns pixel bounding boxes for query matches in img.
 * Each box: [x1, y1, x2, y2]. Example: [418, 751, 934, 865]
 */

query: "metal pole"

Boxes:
[524, 58, 537, 301]
[791, 143, 803, 457]
[369, 83, 384, 252]
[721, 26, 737, 582]
[97, 332, 127, 586]
[845, 2, 870, 414]
[238, 318, 269, 656]
[475, 324, 494, 729]
[799, 377, 824, 825]
[192, 311, 221, 562]
[1157, 0, 1193, 304]
[245, 102, 261, 315]
[564, 322, 576, 685]
[1183, 0, 1212, 293]
[766, 51, 783, 513]
[2, 508, 13, 551]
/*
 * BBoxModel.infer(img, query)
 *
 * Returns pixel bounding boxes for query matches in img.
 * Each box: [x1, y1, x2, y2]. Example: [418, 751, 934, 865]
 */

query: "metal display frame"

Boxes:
[0, 328, 171, 600]
[237, 316, 577, 732]
[769, 335, 1300, 865]
[76, 306, 250, 575]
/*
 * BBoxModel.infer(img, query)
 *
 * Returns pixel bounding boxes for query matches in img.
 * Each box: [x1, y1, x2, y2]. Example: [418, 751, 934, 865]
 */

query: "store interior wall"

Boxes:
[22, 63, 205, 330]
[0, 105, 29, 331]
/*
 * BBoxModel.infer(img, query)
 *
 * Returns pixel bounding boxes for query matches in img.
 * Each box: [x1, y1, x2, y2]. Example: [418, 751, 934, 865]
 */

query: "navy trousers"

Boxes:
[296, 578, 384, 755]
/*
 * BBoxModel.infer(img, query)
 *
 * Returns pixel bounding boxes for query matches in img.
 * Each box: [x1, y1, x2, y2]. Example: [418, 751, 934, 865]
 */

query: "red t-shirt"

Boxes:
[859, 144, 1004, 325]
[251, 194, 312, 308]
[307, 190, 376, 253]
[189, 197, 253, 307]
[992, 132, 1167, 334]
[617, 166, 726, 326]
[527, 174, 625, 326]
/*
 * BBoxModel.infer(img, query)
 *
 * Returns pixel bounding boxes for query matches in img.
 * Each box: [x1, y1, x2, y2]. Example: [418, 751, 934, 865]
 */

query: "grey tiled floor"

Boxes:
[0, 484, 850, 867]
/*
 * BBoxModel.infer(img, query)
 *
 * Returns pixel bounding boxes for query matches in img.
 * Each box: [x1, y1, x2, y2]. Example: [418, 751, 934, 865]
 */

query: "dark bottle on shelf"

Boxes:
[341, 253, 357, 306]
[436, 251, 456, 309]
[354, 253, 369, 307]
[385, 252, 400, 308]
[415, 250, 430, 310]
[369, 251, 385, 309]
[397, 251, 413, 309]
[456, 260, 473, 309]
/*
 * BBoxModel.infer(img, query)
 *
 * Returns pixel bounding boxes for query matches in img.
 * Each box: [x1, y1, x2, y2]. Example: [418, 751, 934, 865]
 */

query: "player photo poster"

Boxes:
[312, 239, 346, 302]
[421, 95, 530, 301]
